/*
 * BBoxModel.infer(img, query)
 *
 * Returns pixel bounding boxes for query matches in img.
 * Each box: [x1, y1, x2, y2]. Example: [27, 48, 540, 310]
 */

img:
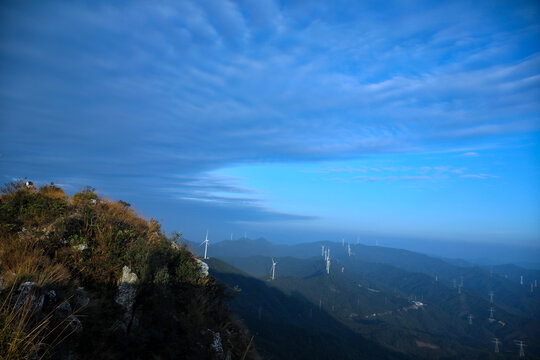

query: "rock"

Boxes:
[196, 259, 209, 277]
[42, 290, 57, 312]
[170, 241, 181, 251]
[55, 301, 72, 318]
[72, 243, 88, 251]
[67, 314, 83, 333]
[208, 329, 224, 359]
[116, 266, 138, 331]
[74, 287, 90, 308]
[16, 282, 44, 312]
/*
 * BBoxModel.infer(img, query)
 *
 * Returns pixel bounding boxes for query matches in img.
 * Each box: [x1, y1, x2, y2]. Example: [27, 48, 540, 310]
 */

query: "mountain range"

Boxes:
[188, 237, 540, 359]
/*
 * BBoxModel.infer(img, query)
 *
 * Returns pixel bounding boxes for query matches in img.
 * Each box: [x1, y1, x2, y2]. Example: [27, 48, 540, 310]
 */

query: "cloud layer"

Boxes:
[0, 0, 539, 239]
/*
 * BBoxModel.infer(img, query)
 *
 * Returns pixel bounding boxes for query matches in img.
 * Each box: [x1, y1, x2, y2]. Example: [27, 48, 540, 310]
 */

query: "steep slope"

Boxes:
[0, 181, 257, 360]
[207, 258, 410, 360]
[212, 252, 540, 358]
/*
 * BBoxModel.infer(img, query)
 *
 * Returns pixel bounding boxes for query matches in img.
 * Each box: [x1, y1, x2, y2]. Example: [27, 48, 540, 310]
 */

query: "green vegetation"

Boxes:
[0, 180, 257, 359]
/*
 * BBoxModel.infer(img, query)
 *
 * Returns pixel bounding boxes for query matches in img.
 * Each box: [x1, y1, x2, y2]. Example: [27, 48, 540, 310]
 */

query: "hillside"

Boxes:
[0, 181, 257, 359]
[207, 258, 409, 360]
[202, 239, 540, 359]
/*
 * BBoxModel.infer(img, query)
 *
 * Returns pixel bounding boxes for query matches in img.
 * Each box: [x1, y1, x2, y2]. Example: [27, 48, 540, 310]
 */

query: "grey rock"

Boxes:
[72, 243, 88, 251]
[66, 314, 83, 333]
[74, 288, 90, 308]
[196, 259, 209, 277]
[16, 282, 44, 312]
[116, 266, 138, 310]
[116, 266, 138, 332]
[209, 330, 224, 359]
[56, 301, 72, 318]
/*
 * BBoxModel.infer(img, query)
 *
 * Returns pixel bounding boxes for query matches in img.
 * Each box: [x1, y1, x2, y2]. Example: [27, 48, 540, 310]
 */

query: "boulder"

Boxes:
[116, 266, 138, 310]
[115, 266, 138, 332]
[196, 259, 209, 277]
[16, 282, 44, 312]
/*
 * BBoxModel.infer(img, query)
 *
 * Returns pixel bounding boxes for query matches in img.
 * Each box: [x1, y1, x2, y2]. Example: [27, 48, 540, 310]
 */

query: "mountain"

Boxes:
[199, 238, 540, 359]
[207, 258, 409, 360]
[190, 238, 540, 319]
[0, 182, 257, 360]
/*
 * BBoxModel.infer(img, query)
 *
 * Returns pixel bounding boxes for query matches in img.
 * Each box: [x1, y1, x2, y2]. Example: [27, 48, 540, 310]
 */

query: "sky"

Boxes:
[1, 0, 539, 260]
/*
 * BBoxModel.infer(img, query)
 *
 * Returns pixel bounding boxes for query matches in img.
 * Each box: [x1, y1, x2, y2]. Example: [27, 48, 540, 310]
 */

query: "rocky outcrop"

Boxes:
[16, 282, 44, 312]
[116, 266, 138, 310]
[115, 266, 138, 331]
[196, 259, 209, 277]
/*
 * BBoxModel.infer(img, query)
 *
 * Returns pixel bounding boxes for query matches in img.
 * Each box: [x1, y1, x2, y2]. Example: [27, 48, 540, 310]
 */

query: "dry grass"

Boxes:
[0, 235, 70, 289]
[0, 285, 51, 359]
[38, 185, 67, 200]
[0, 285, 81, 360]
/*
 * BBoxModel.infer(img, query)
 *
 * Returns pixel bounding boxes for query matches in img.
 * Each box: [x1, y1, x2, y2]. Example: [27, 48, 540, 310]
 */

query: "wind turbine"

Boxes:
[271, 258, 278, 280]
[201, 230, 209, 259]
[326, 251, 331, 274]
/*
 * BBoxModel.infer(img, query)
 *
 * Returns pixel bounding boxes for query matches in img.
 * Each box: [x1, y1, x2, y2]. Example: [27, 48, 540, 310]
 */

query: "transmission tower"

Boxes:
[489, 291, 494, 304]
[492, 338, 501, 353]
[489, 307, 495, 320]
[514, 340, 526, 357]
[468, 314, 473, 325]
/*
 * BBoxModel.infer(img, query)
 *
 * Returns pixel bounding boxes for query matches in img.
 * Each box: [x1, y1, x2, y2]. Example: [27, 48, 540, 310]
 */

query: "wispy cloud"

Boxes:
[0, 0, 537, 234]
[459, 174, 498, 179]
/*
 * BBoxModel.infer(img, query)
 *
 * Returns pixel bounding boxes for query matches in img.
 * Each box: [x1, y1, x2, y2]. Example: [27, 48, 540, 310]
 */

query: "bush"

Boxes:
[0, 181, 256, 359]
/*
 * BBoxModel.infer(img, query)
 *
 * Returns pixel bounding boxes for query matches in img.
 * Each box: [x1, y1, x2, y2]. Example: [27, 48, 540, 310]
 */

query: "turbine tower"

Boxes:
[492, 338, 501, 353]
[271, 258, 277, 280]
[326, 252, 331, 274]
[489, 291, 494, 304]
[201, 230, 209, 259]
[468, 314, 473, 325]
[347, 243, 352, 257]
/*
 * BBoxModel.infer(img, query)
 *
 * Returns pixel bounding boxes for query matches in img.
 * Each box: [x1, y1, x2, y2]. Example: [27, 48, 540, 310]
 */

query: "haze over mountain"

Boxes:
[196, 238, 540, 359]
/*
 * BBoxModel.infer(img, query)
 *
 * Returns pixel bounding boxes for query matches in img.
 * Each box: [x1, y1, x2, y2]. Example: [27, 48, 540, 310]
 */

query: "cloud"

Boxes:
[462, 152, 479, 157]
[0, 0, 537, 230]
[459, 174, 498, 179]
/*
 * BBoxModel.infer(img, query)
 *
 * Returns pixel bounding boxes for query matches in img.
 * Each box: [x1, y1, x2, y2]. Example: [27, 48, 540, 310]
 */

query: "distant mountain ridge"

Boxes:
[190, 237, 540, 359]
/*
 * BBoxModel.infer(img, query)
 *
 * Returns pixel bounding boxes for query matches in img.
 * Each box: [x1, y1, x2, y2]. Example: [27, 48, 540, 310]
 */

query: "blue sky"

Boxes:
[1, 0, 539, 257]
